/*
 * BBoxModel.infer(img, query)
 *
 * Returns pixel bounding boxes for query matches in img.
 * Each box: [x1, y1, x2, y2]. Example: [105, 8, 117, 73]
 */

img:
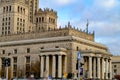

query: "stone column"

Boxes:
[105, 58, 108, 79]
[97, 57, 101, 79]
[46, 55, 49, 77]
[40, 56, 44, 77]
[93, 57, 96, 79]
[89, 56, 92, 79]
[63, 55, 67, 73]
[109, 59, 112, 79]
[0, 58, 1, 77]
[52, 55, 56, 78]
[58, 55, 62, 78]
[102, 58, 105, 79]
[10, 57, 13, 78]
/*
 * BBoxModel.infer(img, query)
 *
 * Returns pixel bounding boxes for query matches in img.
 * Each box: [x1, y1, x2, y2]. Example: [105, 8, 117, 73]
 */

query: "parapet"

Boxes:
[36, 8, 57, 16]
[0, 0, 27, 5]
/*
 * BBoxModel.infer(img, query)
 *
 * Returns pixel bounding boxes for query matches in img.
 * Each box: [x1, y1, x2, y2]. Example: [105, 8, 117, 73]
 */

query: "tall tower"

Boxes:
[26, 0, 39, 32]
[28, 0, 39, 23]
[0, 0, 29, 35]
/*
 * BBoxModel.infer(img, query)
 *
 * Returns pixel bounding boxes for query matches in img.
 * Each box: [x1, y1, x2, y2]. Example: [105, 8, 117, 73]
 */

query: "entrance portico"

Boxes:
[39, 48, 67, 78]
[76, 50, 112, 80]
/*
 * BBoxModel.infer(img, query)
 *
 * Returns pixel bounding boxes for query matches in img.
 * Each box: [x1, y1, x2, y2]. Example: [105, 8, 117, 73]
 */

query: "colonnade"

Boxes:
[84, 56, 112, 79]
[40, 55, 67, 78]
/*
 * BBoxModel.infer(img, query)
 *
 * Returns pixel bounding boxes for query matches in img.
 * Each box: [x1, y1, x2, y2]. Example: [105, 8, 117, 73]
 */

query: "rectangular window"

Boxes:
[13, 72, 17, 77]
[9, 17, 10, 20]
[2, 23, 4, 26]
[8, 31, 10, 34]
[3, 7, 5, 12]
[42, 17, 44, 22]
[9, 6, 11, 12]
[3, 18, 4, 21]
[26, 64, 30, 71]
[114, 69, 117, 74]
[114, 65, 117, 68]
[2, 27, 4, 30]
[13, 57, 17, 63]
[18, 6, 19, 12]
[13, 64, 17, 71]
[6, 6, 8, 12]
[26, 56, 30, 63]
[2, 32, 4, 35]
[1, 58, 5, 65]
[2, 50, 5, 54]
[8, 22, 10, 25]
[27, 48, 30, 53]
[14, 49, 17, 54]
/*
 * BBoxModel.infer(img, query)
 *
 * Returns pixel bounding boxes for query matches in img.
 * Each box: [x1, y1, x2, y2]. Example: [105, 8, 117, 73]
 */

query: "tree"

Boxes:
[30, 61, 40, 78]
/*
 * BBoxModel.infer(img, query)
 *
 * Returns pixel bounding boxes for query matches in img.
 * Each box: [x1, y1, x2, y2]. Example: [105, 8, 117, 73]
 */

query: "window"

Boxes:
[8, 31, 10, 34]
[23, 8, 25, 14]
[2, 18, 4, 21]
[2, 23, 4, 26]
[42, 17, 44, 22]
[1, 58, 5, 65]
[77, 47, 79, 51]
[2, 50, 5, 54]
[114, 65, 117, 68]
[114, 69, 117, 74]
[55, 46, 59, 48]
[13, 64, 17, 71]
[36, 18, 38, 23]
[13, 72, 17, 77]
[3, 7, 5, 12]
[18, 6, 19, 12]
[8, 22, 10, 25]
[9, 6, 11, 11]
[14, 49, 17, 54]
[13, 57, 17, 63]
[41, 47, 44, 49]
[27, 48, 30, 53]
[6, 6, 8, 12]
[26, 64, 30, 71]
[9, 17, 10, 20]
[2, 27, 4, 30]
[26, 56, 30, 63]
[39, 17, 41, 22]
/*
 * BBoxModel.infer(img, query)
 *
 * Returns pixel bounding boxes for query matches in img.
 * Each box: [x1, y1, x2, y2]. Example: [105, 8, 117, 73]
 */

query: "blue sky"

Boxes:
[39, 0, 120, 55]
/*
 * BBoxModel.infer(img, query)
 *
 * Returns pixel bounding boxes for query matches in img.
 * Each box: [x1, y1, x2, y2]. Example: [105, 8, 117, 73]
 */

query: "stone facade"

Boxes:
[0, 0, 112, 79]
[112, 56, 120, 78]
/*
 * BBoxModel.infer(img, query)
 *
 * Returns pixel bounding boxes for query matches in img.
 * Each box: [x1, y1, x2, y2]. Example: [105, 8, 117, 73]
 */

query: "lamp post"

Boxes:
[77, 52, 82, 80]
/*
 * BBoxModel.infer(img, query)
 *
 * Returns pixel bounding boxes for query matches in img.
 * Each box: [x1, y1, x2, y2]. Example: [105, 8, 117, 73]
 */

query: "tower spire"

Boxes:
[86, 19, 89, 33]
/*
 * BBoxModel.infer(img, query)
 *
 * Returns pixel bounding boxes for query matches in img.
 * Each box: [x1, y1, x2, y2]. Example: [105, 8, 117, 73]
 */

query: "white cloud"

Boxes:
[55, 0, 77, 5]
[94, 0, 119, 8]
[91, 21, 120, 36]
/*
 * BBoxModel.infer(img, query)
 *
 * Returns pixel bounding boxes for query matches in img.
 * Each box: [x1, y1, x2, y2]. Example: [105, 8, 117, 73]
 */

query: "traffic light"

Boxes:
[80, 63, 84, 67]
[4, 58, 11, 67]
[76, 62, 84, 70]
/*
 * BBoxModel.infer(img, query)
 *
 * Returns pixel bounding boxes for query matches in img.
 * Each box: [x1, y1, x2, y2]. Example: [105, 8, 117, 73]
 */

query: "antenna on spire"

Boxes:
[86, 19, 89, 33]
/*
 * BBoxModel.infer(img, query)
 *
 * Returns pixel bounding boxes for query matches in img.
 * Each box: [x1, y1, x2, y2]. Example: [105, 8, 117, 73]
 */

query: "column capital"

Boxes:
[96, 56, 101, 58]
[96, 54, 101, 58]
[88, 56, 93, 58]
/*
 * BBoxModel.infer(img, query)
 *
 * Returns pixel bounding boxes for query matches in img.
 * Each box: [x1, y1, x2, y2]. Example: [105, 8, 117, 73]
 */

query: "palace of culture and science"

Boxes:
[0, 0, 112, 79]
